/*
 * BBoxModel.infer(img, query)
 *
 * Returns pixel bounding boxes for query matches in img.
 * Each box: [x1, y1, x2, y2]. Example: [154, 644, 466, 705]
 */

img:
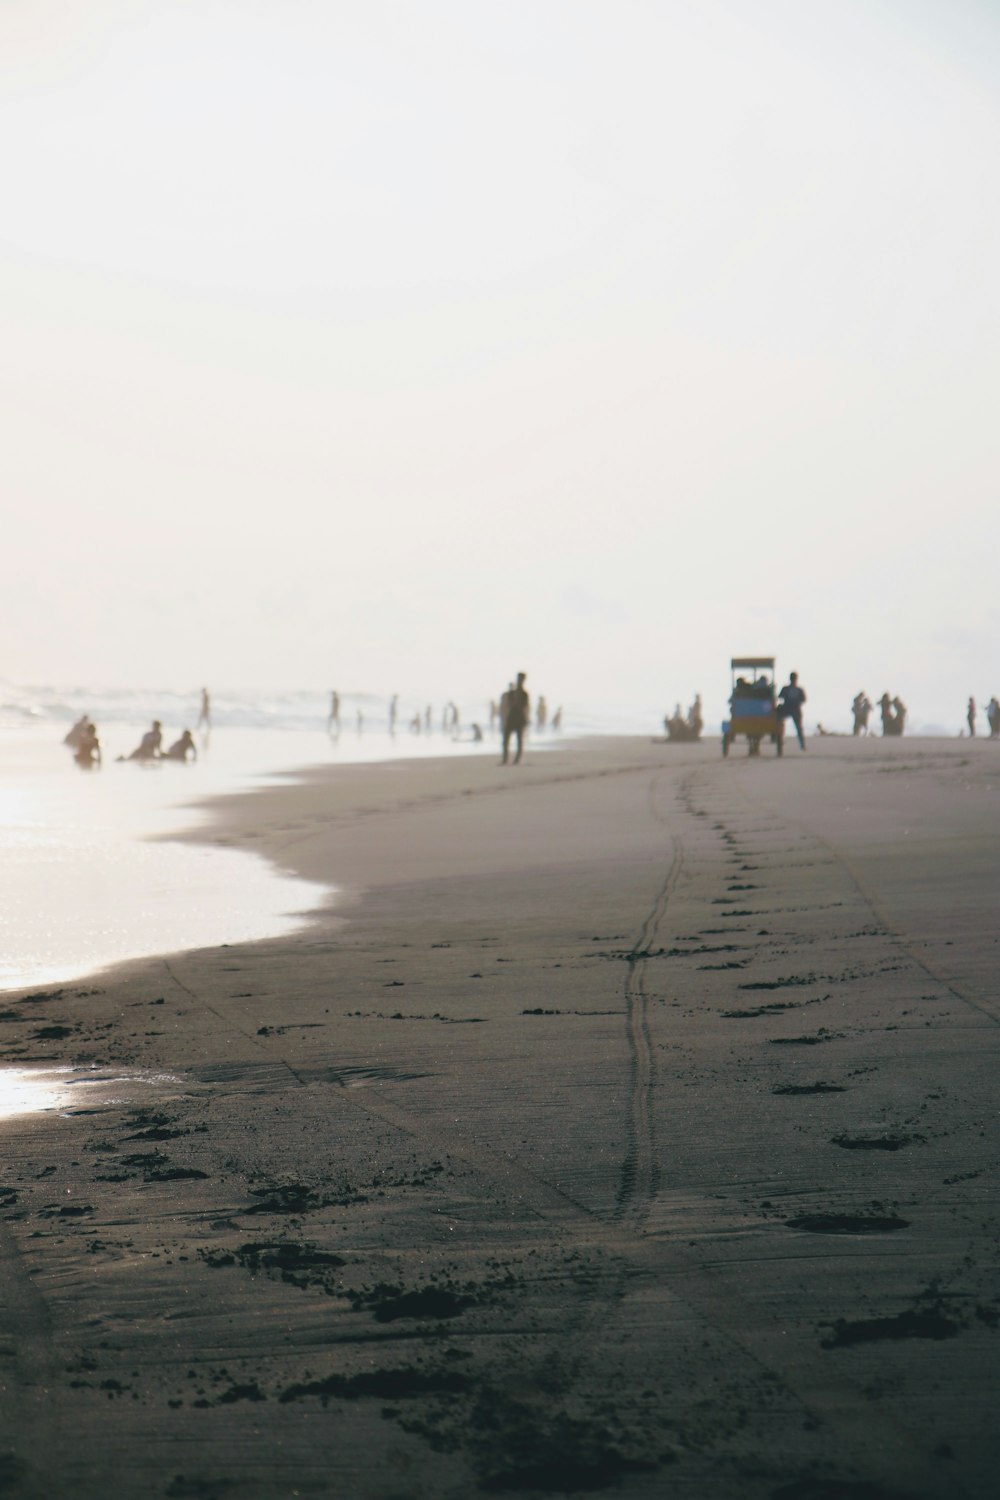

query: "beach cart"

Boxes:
[722, 657, 783, 757]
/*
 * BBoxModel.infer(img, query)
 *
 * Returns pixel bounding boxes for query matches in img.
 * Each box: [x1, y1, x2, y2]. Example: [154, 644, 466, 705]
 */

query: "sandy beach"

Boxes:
[0, 735, 997, 1499]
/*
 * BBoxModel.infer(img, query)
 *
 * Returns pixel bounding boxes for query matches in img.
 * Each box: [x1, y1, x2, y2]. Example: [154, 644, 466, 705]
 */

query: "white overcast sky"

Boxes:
[2, 0, 998, 725]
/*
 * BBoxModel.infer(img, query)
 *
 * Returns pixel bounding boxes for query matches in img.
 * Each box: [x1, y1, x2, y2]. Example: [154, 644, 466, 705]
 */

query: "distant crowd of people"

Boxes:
[324, 687, 562, 747]
[64, 714, 199, 770]
[851, 692, 999, 738]
[63, 697, 207, 772]
[65, 676, 999, 779]
[65, 683, 565, 774]
[849, 692, 907, 737]
[964, 696, 1000, 738]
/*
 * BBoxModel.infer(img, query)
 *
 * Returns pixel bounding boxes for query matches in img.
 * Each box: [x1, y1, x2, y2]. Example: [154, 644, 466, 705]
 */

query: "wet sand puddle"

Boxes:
[0, 1064, 181, 1120]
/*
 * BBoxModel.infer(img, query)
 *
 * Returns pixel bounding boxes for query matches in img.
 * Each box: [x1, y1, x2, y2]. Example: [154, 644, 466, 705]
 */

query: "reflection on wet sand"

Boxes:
[0, 1066, 179, 1120]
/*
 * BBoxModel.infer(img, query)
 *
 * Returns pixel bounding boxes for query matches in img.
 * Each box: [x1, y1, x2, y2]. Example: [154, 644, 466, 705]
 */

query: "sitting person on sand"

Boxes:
[163, 729, 197, 762]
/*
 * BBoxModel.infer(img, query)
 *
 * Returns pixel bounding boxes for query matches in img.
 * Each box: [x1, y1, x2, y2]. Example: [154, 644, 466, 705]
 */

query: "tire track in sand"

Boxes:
[614, 776, 685, 1226]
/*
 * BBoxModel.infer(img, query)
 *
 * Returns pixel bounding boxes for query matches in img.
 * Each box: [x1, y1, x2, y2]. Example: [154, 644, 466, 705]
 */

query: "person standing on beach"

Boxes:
[967, 697, 976, 737]
[197, 688, 211, 731]
[327, 691, 341, 733]
[777, 671, 807, 750]
[388, 695, 398, 735]
[500, 672, 530, 765]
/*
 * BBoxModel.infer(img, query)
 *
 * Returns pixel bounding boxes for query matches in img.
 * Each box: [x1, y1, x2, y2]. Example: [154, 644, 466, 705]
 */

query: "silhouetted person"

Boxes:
[892, 697, 907, 735]
[120, 720, 163, 762]
[489, 699, 498, 731]
[879, 693, 906, 736]
[665, 703, 685, 738]
[852, 692, 872, 736]
[163, 729, 197, 762]
[967, 697, 976, 737]
[536, 696, 548, 731]
[388, 695, 398, 735]
[327, 691, 341, 732]
[688, 694, 703, 735]
[551, 706, 562, 730]
[73, 722, 101, 770]
[988, 698, 1000, 739]
[197, 688, 211, 730]
[471, 722, 483, 742]
[500, 672, 530, 765]
[777, 672, 807, 750]
[64, 714, 93, 749]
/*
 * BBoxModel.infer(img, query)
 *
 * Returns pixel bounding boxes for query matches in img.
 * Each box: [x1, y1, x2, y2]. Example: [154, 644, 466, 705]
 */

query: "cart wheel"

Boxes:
[722, 732, 729, 758]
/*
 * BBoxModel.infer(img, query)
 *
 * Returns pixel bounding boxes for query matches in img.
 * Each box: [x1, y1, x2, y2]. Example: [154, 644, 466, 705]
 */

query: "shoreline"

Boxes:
[0, 721, 508, 994]
[0, 735, 997, 1497]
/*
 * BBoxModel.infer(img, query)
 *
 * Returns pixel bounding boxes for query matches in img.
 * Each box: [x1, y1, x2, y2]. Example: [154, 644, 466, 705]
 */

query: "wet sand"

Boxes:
[0, 736, 997, 1499]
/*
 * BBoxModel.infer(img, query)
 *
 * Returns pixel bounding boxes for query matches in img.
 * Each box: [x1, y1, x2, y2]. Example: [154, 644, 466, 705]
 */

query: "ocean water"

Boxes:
[0, 681, 649, 739]
[0, 683, 592, 994]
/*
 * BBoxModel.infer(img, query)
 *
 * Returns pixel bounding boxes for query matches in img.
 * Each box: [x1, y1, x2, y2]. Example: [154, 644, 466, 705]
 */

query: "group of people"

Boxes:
[850, 692, 907, 736]
[63, 715, 199, 770]
[966, 697, 1000, 738]
[323, 689, 560, 749]
[664, 695, 703, 742]
[118, 721, 198, 763]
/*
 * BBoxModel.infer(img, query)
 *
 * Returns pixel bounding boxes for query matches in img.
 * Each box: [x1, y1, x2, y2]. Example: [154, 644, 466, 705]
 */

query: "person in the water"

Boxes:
[120, 721, 163, 761]
[163, 729, 197, 762]
[73, 722, 102, 770]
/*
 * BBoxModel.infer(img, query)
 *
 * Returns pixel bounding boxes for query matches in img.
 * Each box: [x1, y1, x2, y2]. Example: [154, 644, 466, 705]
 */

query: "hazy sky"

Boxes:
[3, 0, 998, 725]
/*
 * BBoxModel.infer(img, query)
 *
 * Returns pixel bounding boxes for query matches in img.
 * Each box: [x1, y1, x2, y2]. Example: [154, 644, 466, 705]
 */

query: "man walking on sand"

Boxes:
[778, 671, 807, 750]
[500, 672, 530, 765]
